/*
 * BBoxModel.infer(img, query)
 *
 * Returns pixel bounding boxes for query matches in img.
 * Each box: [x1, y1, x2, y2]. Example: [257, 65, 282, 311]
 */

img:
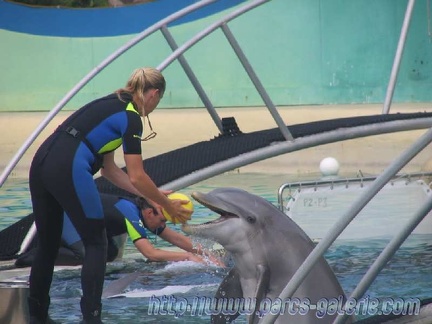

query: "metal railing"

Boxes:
[277, 171, 432, 212]
[262, 126, 432, 324]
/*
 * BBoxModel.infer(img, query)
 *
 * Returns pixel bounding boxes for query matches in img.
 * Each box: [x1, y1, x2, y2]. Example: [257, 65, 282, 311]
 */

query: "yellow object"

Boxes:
[162, 193, 194, 223]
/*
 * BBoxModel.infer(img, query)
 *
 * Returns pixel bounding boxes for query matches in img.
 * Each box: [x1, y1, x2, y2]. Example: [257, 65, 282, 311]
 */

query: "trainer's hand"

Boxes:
[202, 250, 225, 267]
[166, 199, 192, 224]
[160, 189, 173, 196]
[186, 253, 206, 264]
[192, 244, 225, 267]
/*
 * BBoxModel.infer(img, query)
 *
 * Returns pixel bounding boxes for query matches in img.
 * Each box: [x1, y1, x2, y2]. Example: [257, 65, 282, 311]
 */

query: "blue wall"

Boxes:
[0, 0, 246, 37]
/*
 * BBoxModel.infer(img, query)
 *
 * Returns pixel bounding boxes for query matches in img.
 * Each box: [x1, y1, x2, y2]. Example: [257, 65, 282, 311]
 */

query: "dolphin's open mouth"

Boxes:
[191, 192, 238, 225]
[192, 192, 238, 225]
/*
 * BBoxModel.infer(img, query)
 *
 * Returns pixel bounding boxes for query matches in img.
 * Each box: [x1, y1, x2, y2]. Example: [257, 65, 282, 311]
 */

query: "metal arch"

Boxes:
[382, 0, 416, 114]
[156, 0, 295, 141]
[333, 193, 432, 322]
[0, 0, 274, 187]
[160, 25, 223, 133]
[0, 0, 218, 187]
[158, 0, 270, 72]
[220, 23, 293, 141]
[260, 126, 432, 324]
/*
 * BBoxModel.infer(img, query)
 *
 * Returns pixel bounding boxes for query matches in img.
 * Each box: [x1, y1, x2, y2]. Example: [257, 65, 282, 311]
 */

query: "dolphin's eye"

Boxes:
[246, 216, 256, 223]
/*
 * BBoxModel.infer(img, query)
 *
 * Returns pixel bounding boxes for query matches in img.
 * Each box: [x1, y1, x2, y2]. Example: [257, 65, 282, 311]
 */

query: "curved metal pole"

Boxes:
[158, 0, 270, 71]
[333, 193, 432, 324]
[221, 23, 293, 141]
[382, 0, 416, 114]
[0, 0, 217, 187]
[160, 25, 223, 132]
[256, 127, 432, 324]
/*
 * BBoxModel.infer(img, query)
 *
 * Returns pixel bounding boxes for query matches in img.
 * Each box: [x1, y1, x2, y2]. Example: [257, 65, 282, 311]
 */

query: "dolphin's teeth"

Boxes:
[210, 214, 237, 222]
[201, 216, 225, 225]
[185, 213, 238, 231]
[220, 213, 238, 219]
[190, 191, 238, 227]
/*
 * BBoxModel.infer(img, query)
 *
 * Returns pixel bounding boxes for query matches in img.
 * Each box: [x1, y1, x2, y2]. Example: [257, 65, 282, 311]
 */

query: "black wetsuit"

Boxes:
[28, 93, 143, 319]
[16, 194, 165, 267]
[58, 194, 165, 262]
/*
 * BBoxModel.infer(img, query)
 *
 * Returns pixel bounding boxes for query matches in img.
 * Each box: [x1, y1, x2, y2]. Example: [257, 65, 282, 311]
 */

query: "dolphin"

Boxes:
[182, 187, 352, 324]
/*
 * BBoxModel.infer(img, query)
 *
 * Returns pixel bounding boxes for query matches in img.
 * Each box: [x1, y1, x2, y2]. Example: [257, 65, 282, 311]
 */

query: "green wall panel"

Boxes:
[1, 0, 432, 111]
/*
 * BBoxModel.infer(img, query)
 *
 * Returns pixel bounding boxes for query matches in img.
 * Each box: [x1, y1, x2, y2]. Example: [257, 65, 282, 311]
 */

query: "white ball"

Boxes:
[319, 157, 340, 176]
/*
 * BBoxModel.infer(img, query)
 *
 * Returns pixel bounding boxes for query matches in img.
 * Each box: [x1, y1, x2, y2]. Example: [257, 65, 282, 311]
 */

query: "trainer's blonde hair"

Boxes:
[116, 67, 166, 115]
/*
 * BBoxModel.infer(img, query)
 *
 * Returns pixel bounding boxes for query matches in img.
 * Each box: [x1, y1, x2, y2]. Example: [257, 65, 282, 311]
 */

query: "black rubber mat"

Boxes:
[0, 213, 34, 260]
[2, 111, 432, 260]
[95, 112, 432, 196]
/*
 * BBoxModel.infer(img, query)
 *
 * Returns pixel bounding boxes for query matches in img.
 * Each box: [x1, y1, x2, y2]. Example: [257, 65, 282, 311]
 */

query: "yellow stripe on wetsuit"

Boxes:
[98, 102, 140, 154]
[125, 218, 145, 242]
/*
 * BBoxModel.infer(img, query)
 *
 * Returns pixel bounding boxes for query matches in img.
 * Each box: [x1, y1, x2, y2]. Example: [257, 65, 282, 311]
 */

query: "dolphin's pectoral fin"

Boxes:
[211, 267, 243, 324]
[102, 271, 142, 298]
[249, 264, 270, 324]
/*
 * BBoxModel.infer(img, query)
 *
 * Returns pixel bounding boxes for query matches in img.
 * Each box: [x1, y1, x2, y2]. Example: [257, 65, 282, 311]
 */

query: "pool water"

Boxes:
[1, 172, 431, 323]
